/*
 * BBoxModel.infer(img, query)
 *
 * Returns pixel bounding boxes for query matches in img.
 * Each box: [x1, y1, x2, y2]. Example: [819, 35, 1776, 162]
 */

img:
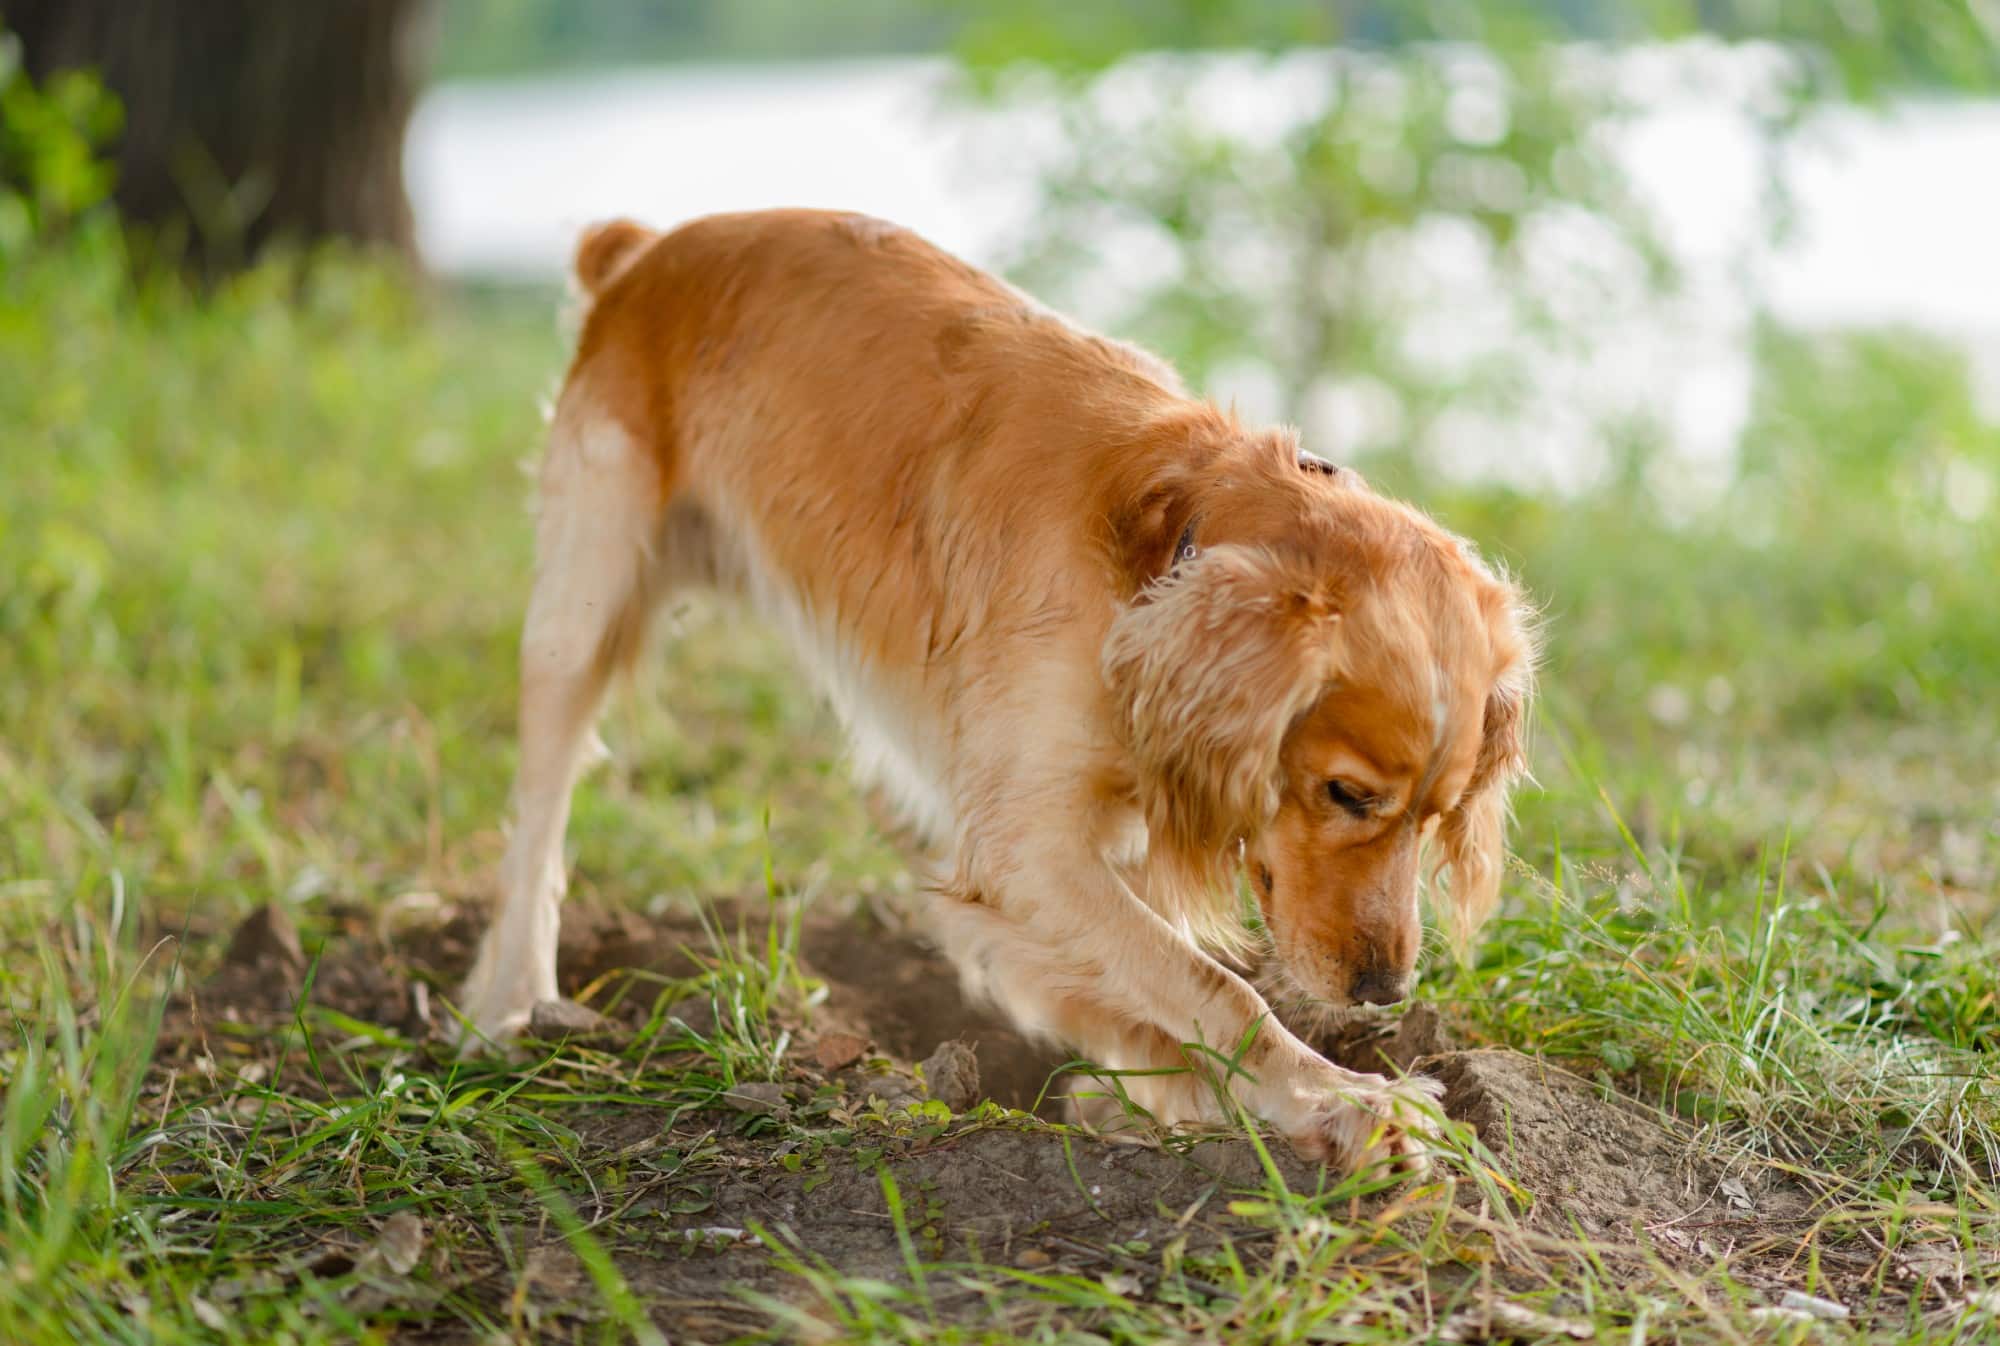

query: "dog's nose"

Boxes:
[1349, 969, 1411, 1006]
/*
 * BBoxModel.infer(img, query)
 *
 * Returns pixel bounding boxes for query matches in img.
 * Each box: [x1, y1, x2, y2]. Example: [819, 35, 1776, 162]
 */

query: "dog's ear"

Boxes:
[1103, 545, 1339, 889]
[1434, 584, 1537, 948]
[1101, 411, 1239, 592]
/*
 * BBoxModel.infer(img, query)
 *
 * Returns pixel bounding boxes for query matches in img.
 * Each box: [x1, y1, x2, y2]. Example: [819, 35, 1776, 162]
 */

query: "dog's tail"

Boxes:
[572, 218, 656, 299]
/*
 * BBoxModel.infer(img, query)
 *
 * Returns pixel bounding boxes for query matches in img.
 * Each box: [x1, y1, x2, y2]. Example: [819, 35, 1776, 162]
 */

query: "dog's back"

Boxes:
[551, 212, 1193, 814]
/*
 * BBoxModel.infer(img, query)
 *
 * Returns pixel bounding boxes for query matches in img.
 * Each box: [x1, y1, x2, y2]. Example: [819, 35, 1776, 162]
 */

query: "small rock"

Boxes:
[920, 1040, 981, 1112]
[1017, 1248, 1052, 1268]
[722, 1081, 789, 1117]
[675, 1225, 761, 1248]
[527, 998, 618, 1044]
[812, 1031, 870, 1072]
[369, 1212, 425, 1276]
[1777, 1291, 1848, 1321]
[224, 903, 305, 976]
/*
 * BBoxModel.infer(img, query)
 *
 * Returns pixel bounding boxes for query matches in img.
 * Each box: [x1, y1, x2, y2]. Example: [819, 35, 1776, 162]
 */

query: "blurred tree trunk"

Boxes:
[9, 0, 434, 274]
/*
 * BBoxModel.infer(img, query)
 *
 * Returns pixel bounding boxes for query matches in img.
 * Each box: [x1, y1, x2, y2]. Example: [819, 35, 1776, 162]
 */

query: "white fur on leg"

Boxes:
[456, 805, 577, 1046]
[455, 398, 659, 1049]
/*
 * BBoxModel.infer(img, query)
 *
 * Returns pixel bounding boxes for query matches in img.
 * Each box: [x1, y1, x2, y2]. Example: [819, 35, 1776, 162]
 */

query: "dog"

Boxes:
[457, 209, 1535, 1173]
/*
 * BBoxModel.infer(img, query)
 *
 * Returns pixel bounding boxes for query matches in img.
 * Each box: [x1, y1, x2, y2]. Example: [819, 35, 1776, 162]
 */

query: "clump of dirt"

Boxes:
[1286, 997, 1455, 1076]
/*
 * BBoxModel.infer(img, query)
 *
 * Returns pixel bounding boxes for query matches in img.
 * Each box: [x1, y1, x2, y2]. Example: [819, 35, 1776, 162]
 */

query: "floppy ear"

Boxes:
[1102, 545, 1338, 891]
[1435, 589, 1537, 948]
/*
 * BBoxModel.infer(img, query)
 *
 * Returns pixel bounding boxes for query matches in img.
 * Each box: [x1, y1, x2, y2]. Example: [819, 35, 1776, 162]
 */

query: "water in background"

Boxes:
[406, 53, 2000, 486]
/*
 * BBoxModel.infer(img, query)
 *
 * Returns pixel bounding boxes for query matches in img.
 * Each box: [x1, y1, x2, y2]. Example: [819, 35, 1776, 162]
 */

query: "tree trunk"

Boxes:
[10, 0, 433, 274]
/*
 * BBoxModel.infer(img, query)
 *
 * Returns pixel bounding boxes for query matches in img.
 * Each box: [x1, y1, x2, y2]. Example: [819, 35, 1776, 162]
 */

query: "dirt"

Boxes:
[164, 897, 1856, 1341]
[589, 1124, 1363, 1340]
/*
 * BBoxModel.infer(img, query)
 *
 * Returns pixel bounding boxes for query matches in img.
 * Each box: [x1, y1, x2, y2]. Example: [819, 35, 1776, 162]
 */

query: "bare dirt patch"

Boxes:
[162, 898, 1853, 1340]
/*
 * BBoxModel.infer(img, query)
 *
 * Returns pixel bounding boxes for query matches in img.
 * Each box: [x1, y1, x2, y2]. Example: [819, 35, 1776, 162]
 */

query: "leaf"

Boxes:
[370, 1212, 426, 1277]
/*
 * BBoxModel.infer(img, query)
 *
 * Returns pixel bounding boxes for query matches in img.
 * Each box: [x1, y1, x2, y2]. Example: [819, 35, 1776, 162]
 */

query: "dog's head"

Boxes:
[1102, 423, 1535, 1008]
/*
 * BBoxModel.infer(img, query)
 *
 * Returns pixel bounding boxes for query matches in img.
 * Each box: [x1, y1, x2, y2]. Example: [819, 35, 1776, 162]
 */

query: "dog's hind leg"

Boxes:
[456, 396, 667, 1047]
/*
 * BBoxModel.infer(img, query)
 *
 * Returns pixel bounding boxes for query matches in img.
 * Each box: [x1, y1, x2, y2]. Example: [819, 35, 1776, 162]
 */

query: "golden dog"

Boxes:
[458, 209, 1535, 1172]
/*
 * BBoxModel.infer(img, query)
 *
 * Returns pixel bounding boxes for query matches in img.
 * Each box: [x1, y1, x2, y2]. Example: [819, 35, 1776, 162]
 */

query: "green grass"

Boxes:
[2, 237, 1997, 1343]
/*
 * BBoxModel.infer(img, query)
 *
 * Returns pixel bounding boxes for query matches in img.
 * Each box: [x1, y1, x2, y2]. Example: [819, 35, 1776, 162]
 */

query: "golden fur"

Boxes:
[457, 209, 1536, 1172]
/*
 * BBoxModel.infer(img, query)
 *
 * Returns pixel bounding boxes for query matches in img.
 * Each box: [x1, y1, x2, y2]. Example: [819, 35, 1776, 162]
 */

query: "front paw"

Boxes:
[1281, 1073, 1445, 1178]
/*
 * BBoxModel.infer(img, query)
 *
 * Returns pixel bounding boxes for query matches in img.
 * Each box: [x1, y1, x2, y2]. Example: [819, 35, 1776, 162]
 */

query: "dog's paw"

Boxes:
[449, 972, 544, 1055]
[1281, 1073, 1445, 1178]
[448, 999, 532, 1055]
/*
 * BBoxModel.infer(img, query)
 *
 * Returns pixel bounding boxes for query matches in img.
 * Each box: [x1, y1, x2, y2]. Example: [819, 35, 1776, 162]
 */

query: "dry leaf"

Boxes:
[372, 1212, 426, 1277]
[1439, 1301, 1594, 1342]
[812, 1031, 869, 1071]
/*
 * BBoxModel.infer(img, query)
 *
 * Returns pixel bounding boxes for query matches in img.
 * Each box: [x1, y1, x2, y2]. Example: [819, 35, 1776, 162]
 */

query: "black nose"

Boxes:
[1349, 969, 1411, 1006]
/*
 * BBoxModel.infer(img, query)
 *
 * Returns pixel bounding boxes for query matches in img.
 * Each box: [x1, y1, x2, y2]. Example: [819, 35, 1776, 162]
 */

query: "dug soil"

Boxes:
[166, 896, 1847, 1341]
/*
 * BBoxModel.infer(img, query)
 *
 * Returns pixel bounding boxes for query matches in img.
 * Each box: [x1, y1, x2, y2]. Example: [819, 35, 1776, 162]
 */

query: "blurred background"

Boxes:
[3, 2, 1996, 935]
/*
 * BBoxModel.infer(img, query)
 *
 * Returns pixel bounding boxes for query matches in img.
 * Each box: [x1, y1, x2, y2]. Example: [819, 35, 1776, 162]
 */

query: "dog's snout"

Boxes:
[1349, 968, 1412, 1006]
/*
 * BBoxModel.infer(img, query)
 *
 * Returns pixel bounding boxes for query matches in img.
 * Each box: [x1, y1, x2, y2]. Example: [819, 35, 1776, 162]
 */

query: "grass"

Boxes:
[2, 233, 1996, 1343]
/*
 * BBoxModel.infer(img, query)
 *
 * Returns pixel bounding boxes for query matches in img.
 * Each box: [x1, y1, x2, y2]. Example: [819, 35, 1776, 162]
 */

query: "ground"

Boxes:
[2, 254, 1996, 1344]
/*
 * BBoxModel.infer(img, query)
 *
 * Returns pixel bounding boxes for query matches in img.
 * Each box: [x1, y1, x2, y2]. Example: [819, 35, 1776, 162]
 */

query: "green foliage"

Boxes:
[432, 0, 964, 77]
[969, 40, 1666, 424]
[425, 0, 2000, 84]
[949, 0, 2000, 471]
[1638, 0, 2000, 99]
[1467, 325, 2000, 738]
[956, 0, 2000, 95]
[1741, 322, 2000, 525]
[0, 31, 121, 259]
[951, 6, 1680, 436]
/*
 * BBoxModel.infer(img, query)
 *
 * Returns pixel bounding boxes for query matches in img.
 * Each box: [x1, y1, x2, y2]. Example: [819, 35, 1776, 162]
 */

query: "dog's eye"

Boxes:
[1298, 452, 1340, 476]
[1326, 779, 1374, 817]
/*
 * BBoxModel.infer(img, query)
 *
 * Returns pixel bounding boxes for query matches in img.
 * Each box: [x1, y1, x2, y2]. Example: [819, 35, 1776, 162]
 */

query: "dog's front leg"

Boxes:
[933, 853, 1442, 1174]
